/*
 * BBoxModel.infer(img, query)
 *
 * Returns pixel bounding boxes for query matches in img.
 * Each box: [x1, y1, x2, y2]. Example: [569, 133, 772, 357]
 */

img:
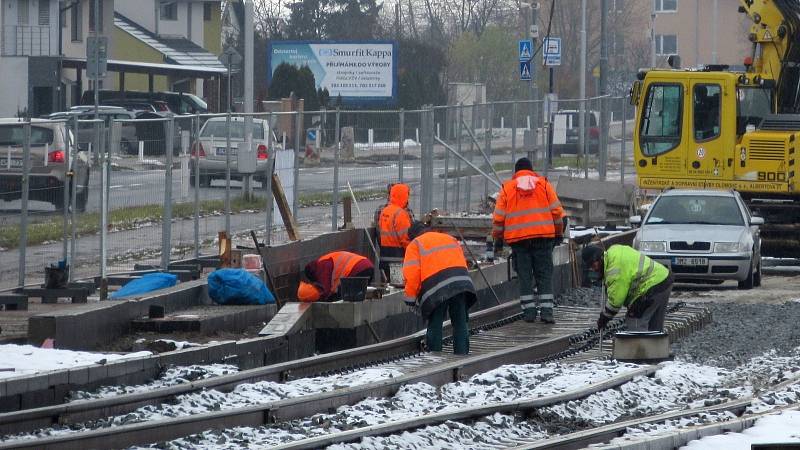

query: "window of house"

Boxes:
[656, 34, 677, 55]
[640, 84, 683, 156]
[160, 1, 178, 21]
[89, 0, 104, 32]
[18, 0, 30, 24]
[693, 84, 721, 141]
[71, 1, 82, 41]
[38, 0, 50, 25]
[204, 2, 213, 21]
[654, 0, 677, 12]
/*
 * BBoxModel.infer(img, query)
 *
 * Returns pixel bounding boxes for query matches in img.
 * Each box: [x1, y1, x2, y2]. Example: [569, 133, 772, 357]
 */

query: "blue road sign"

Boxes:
[543, 37, 561, 66]
[518, 39, 533, 61]
[520, 61, 532, 81]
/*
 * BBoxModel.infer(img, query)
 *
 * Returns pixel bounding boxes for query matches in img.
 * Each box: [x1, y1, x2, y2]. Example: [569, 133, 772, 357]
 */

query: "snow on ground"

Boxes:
[0, 344, 151, 380]
[68, 364, 239, 401]
[680, 410, 800, 449]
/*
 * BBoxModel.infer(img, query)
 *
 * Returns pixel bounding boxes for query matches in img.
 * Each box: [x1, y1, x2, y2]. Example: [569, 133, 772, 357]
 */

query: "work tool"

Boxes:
[250, 230, 282, 308]
[452, 224, 502, 305]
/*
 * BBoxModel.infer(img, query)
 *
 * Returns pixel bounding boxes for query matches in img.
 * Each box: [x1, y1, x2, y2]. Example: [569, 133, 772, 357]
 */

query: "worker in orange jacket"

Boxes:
[297, 251, 374, 302]
[376, 183, 414, 280]
[403, 223, 476, 354]
[492, 157, 566, 323]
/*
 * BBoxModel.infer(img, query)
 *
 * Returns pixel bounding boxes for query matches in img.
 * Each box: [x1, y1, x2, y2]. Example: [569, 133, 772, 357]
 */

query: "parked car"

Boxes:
[100, 99, 171, 113]
[548, 110, 600, 156]
[630, 189, 764, 289]
[80, 90, 208, 114]
[190, 117, 278, 187]
[48, 106, 140, 154]
[0, 119, 90, 211]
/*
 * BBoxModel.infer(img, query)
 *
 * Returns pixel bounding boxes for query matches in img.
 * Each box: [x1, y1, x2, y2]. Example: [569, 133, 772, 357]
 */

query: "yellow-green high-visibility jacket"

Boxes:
[602, 245, 669, 319]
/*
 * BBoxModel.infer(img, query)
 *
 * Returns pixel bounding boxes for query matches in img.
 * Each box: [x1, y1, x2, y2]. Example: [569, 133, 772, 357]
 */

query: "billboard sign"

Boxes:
[268, 41, 397, 105]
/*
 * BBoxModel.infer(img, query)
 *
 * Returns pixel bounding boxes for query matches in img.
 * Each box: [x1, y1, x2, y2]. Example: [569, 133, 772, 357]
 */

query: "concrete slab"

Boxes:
[131, 305, 276, 334]
[259, 302, 312, 336]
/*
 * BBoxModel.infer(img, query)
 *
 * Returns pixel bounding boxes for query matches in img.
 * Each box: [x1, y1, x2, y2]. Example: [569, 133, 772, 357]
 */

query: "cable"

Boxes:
[526, 0, 557, 63]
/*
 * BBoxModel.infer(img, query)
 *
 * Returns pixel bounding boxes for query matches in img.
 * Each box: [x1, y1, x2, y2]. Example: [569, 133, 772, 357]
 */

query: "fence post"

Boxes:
[443, 108, 449, 210]
[162, 117, 175, 270]
[420, 106, 434, 213]
[332, 109, 341, 232]
[621, 97, 627, 185]
[225, 111, 232, 236]
[62, 119, 73, 266]
[455, 104, 463, 212]
[599, 95, 609, 180]
[265, 112, 275, 245]
[292, 111, 302, 219]
[100, 132, 109, 296]
[398, 109, 405, 183]
[18, 122, 31, 288]
[193, 113, 201, 258]
[511, 102, 517, 166]
[484, 103, 493, 203]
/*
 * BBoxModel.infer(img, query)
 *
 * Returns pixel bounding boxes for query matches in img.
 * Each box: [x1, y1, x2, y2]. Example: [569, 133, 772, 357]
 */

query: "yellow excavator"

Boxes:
[631, 0, 800, 257]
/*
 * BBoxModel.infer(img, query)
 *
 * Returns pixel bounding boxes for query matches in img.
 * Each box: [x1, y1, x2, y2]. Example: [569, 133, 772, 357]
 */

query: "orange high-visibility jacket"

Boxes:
[378, 184, 413, 262]
[492, 169, 565, 244]
[305, 251, 373, 301]
[403, 231, 476, 317]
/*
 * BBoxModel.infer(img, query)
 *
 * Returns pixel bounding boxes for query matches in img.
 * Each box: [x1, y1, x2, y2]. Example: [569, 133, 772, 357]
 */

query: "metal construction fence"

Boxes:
[0, 97, 633, 291]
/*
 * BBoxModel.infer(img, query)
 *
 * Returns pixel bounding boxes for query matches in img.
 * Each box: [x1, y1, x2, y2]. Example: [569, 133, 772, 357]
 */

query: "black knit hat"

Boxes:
[514, 157, 533, 172]
[408, 221, 429, 241]
[581, 245, 604, 266]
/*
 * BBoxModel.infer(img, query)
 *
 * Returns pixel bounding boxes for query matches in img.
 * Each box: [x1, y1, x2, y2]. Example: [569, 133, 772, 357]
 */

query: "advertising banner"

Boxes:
[268, 41, 398, 104]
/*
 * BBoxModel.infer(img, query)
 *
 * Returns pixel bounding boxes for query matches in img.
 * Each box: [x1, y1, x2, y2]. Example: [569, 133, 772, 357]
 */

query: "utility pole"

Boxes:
[243, 0, 254, 197]
[599, 0, 609, 180]
[579, 0, 587, 177]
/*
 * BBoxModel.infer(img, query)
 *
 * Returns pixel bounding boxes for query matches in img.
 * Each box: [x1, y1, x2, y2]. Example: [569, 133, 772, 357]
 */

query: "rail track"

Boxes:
[0, 302, 711, 449]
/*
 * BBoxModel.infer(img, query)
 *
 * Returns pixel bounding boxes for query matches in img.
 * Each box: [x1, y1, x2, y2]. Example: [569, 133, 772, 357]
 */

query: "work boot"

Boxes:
[523, 308, 538, 323]
[540, 308, 555, 324]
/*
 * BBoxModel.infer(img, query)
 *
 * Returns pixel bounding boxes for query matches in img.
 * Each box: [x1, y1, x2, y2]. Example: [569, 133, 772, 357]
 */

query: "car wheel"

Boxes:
[738, 258, 755, 290]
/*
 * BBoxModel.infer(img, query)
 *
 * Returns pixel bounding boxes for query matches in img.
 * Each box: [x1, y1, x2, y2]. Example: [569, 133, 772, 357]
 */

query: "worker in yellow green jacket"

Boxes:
[581, 244, 674, 332]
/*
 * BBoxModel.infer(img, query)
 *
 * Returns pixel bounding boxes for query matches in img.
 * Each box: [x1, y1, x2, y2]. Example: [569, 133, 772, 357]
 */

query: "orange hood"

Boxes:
[297, 281, 321, 302]
[389, 183, 410, 208]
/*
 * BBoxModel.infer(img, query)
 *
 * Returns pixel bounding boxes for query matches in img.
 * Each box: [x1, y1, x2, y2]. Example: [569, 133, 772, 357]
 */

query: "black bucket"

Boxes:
[338, 277, 370, 302]
[44, 266, 69, 289]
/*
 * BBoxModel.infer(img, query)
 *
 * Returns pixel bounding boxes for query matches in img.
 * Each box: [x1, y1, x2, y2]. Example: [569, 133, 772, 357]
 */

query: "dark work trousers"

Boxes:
[625, 273, 674, 331]
[425, 293, 470, 355]
[511, 238, 555, 316]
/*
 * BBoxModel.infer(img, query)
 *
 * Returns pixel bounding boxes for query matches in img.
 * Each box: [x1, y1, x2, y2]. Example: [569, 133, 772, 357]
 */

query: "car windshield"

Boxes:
[646, 195, 744, 226]
[0, 125, 55, 146]
[201, 121, 265, 139]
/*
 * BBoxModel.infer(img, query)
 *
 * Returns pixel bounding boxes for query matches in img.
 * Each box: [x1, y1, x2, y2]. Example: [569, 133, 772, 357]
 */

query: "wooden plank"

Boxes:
[271, 173, 301, 241]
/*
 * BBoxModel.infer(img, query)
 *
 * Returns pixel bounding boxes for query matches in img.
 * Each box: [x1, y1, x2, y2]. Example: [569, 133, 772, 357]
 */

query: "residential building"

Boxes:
[0, 0, 61, 117]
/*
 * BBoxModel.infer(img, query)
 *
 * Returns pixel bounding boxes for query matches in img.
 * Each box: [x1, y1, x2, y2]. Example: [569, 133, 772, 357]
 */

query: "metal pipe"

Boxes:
[264, 113, 274, 245]
[292, 111, 301, 219]
[398, 110, 404, 183]
[579, 0, 587, 179]
[225, 109, 231, 236]
[620, 97, 627, 185]
[332, 109, 341, 231]
[193, 113, 200, 257]
[161, 118, 175, 270]
[18, 123, 31, 288]
[455, 104, 463, 212]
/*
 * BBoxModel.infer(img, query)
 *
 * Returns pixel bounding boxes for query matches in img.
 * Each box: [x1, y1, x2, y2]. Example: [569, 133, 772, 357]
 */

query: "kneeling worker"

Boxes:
[403, 223, 476, 355]
[582, 244, 674, 332]
[297, 251, 374, 302]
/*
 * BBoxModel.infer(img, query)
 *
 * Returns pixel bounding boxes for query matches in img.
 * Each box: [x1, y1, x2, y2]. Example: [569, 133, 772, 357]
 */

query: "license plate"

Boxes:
[5, 158, 22, 168]
[216, 147, 236, 156]
[674, 257, 708, 266]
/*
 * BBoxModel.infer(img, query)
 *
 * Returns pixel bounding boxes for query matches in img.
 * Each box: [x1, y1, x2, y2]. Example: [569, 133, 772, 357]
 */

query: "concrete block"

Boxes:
[67, 367, 89, 385]
[87, 364, 109, 384]
[5, 377, 27, 396]
[26, 374, 49, 392]
[106, 361, 131, 379]
[47, 370, 69, 387]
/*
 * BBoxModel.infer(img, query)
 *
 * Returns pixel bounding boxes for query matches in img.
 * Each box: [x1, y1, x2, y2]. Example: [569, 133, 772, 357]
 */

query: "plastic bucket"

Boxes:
[338, 277, 370, 302]
[243, 254, 262, 270]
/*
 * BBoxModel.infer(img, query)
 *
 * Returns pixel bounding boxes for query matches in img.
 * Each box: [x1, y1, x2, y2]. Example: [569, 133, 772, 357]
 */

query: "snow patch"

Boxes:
[0, 344, 151, 380]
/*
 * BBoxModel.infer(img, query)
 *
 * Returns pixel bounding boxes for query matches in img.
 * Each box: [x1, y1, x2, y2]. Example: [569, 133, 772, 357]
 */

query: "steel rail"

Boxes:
[268, 366, 658, 450]
[0, 335, 573, 450]
[0, 300, 523, 436]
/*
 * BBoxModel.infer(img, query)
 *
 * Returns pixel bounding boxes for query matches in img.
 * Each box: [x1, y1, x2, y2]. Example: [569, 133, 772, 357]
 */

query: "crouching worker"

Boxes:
[582, 245, 674, 332]
[377, 183, 414, 280]
[297, 251, 374, 302]
[403, 223, 476, 355]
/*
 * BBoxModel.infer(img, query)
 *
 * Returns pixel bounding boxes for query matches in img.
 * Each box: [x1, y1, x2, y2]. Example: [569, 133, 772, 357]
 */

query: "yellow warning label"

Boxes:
[638, 177, 790, 193]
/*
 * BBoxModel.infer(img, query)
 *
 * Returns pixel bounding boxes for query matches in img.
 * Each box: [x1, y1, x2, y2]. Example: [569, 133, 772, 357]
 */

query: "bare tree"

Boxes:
[254, 0, 288, 37]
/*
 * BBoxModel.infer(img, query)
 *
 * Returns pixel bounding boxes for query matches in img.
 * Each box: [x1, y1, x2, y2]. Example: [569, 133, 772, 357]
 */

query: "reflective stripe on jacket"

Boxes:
[492, 170, 565, 244]
[403, 231, 477, 317]
[602, 245, 669, 319]
[378, 184, 413, 262]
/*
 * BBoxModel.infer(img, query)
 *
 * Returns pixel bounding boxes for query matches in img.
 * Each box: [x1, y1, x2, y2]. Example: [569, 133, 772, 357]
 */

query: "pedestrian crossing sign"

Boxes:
[519, 39, 533, 61]
[520, 61, 532, 81]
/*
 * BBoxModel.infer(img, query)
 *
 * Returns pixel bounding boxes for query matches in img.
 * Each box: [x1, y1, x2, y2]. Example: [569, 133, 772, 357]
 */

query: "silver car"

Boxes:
[190, 117, 276, 187]
[631, 189, 764, 289]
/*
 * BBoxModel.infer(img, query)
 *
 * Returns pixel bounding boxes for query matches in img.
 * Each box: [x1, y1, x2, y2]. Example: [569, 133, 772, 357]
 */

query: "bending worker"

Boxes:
[376, 183, 414, 280]
[403, 223, 476, 355]
[492, 157, 565, 323]
[581, 244, 674, 332]
[297, 251, 374, 302]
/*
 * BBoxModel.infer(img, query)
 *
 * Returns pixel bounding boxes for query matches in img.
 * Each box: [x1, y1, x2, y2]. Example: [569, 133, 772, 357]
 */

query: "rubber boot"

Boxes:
[523, 307, 538, 323]
[540, 308, 555, 324]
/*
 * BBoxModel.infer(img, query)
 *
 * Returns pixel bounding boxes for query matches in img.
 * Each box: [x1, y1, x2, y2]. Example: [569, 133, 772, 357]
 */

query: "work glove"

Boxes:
[597, 315, 610, 330]
[403, 296, 418, 308]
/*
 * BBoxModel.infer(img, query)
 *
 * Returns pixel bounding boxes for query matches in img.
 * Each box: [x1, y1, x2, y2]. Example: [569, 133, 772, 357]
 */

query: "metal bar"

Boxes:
[332, 109, 341, 231]
[193, 113, 200, 258]
[511, 102, 517, 166]
[62, 122, 71, 265]
[435, 137, 501, 189]
[161, 118, 174, 270]
[443, 110, 450, 210]
[69, 117, 80, 281]
[460, 118, 502, 184]
[292, 111, 301, 219]
[264, 113, 274, 245]
[17, 123, 31, 288]
[455, 104, 462, 212]
[620, 97, 627, 185]
[398, 110, 404, 183]
[225, 110, 231, 236]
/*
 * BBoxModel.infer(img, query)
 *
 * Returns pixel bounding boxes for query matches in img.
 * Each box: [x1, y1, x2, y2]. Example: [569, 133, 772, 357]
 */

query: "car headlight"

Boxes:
[714, 242, 740, 253]
[640, 241, 666, 252]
